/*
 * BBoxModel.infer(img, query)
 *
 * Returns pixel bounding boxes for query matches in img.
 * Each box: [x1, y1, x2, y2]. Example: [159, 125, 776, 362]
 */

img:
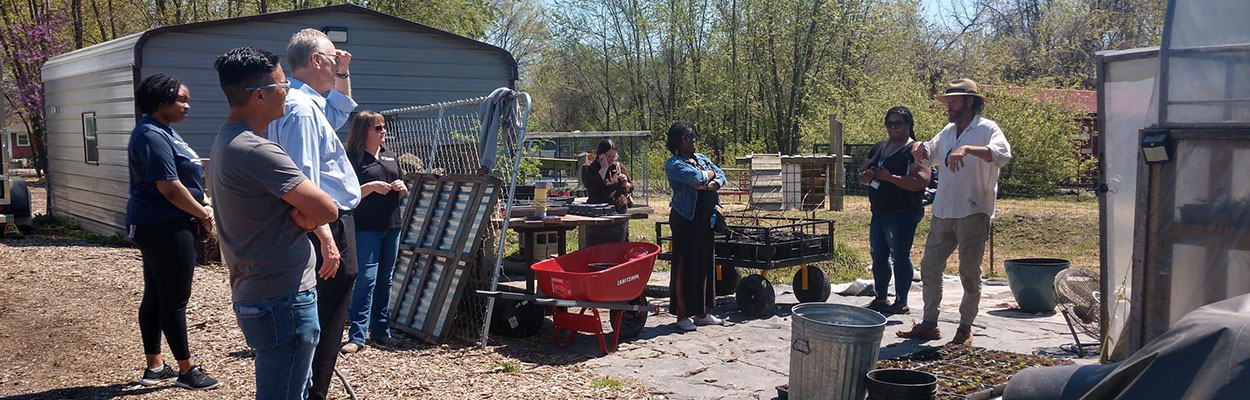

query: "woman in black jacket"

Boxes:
[580, 139, 634, 246]
[582, 139, 634, 213]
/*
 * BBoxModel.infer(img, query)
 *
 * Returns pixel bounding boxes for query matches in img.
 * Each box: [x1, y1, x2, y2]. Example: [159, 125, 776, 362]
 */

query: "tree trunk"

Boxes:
[71, 0, 83, 48]
[90, 0, 107, 41]
[29, 116, 48, 180]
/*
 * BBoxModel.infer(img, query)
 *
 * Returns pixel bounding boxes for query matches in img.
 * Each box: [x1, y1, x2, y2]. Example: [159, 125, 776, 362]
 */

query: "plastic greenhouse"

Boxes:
[1097, 0, 1250, 361]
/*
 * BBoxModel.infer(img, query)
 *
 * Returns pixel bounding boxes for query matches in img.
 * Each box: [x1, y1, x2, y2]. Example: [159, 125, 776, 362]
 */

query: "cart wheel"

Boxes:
[792, 266, 831, 303]
[715, 265, 741, 296]
[736, 274, 776, 318]
[489, 297, 545, 338]
[611, 295, 649, 339]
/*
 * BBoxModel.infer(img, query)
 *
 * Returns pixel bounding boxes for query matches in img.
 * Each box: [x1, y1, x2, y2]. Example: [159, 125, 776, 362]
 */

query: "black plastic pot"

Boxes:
[865, 369, 938, 400]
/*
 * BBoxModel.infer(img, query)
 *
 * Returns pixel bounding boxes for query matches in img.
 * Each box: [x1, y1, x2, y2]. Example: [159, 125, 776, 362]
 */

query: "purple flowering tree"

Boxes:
[1, 11, 69, 179]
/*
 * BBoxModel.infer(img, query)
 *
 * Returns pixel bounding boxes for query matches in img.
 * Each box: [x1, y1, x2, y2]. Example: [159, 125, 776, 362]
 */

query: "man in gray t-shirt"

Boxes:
[212, 122, 317, 302]
[211, 46, 339, 400]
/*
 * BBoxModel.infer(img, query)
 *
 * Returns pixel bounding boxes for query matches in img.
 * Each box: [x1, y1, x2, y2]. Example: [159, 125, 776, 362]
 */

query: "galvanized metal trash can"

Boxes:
[789, 303, 888, 400]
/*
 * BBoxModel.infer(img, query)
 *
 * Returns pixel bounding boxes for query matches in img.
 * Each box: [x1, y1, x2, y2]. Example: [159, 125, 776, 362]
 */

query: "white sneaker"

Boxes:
[676, 317, 697, 331]
[693, 314, 724, 326]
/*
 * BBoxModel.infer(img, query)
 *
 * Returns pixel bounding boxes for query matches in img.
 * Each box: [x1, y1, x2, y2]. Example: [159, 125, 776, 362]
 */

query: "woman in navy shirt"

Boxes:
[126, 74, 218, 390]
[341, 111, 407, 353]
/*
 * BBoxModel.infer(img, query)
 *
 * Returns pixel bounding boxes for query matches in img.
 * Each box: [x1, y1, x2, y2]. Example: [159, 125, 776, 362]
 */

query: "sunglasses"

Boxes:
[373, 125, 385, 132]
[319, 52, 340, 61]
[245, 80, 291, 91]
[885, 121, 908, 128]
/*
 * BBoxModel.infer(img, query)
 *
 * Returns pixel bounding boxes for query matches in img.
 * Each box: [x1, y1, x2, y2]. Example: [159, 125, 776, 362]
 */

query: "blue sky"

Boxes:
[919, 0, 969, 29]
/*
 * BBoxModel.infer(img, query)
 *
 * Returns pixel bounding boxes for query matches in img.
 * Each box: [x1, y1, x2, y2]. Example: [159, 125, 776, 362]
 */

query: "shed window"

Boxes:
[82, 112, 98, 164]
[15, 132, 30, 146]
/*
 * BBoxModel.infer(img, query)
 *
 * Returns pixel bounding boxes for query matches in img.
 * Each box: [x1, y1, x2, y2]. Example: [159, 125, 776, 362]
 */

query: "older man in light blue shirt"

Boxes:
[266, 28, 362, 400]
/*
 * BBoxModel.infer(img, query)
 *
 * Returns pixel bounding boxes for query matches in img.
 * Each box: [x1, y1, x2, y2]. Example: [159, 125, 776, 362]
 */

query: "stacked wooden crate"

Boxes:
[749, 154, 783, 210]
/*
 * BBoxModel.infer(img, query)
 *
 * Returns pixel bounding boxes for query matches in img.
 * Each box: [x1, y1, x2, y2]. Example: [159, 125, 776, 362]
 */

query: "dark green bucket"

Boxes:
[1004, 258, 1070, 313]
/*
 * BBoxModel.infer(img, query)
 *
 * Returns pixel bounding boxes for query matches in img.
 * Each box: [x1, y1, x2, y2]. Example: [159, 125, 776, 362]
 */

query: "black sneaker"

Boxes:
[884, 302, 910, 315]
[138, 364, 177, 386]
[174, 366, 220, 391]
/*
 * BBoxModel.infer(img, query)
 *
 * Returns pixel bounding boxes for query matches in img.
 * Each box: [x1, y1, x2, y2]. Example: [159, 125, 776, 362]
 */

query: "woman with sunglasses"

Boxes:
[857, 106, 931, 315]
[126, 73, 219, 390]
[341, 111, 407, 353]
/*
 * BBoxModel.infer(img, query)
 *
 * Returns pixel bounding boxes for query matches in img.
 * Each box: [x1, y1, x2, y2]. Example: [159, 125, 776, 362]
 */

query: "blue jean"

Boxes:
[233, 289, 320, 400]
[347, 228, 401, 345]
[869, 207, 924, 305]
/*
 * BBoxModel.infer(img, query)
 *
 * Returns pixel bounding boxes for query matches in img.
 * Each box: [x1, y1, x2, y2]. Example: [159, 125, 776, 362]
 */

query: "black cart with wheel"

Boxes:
[655, 216, 836, 318]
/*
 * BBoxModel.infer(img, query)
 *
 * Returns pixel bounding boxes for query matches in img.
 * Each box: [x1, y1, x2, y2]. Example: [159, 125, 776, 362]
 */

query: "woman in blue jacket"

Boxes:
[664, 121, 728, 332]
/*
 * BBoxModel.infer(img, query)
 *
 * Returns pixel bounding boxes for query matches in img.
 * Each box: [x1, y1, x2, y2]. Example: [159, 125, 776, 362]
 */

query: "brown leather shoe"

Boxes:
[896, 323, 941, 340]
[950, 325, 973, 345]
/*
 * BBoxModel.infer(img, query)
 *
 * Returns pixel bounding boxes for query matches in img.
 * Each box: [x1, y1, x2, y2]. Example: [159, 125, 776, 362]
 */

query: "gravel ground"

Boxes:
[0, 179, 652, 399]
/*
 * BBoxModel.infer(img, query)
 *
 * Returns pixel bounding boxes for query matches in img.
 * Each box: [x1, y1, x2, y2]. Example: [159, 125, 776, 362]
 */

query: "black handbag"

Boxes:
[712, 210, 730, 235]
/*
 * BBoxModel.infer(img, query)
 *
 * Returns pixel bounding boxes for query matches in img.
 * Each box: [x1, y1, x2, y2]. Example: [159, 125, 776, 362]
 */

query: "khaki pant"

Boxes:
[920, 213, 991, 325]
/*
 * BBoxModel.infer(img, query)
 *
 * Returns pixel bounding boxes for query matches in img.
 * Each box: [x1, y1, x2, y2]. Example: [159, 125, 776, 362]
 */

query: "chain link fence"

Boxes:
[380, 93, 531, 346]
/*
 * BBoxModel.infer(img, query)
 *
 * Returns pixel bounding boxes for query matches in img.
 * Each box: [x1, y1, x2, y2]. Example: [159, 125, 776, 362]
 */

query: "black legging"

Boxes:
[669, 190, 717, 319]
[133, 218, 198, 361]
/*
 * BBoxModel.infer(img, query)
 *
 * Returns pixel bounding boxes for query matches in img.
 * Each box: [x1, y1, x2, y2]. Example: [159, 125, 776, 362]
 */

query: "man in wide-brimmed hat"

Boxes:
[897, 78, 1012, 345]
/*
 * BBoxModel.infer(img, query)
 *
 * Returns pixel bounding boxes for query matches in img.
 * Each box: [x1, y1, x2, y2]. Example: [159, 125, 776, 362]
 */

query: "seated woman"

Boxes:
[580, 139, 634, 246]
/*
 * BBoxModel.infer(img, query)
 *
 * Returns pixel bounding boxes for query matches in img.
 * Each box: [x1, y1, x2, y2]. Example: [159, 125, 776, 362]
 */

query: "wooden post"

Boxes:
[829, 115, 844, 211]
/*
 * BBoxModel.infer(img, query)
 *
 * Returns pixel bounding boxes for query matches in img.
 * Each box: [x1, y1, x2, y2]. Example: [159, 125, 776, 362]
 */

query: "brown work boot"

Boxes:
[950, 325, 973, 345]
[896, 322, 941, 341]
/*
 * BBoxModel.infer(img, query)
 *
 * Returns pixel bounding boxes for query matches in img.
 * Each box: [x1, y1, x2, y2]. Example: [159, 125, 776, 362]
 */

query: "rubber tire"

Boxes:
[611, 295, 649, 339]
[488, 297, 545, 338]
[792, 266, 831, 303]
[715, 265, 741, 296]
[736, 274, 776, 318]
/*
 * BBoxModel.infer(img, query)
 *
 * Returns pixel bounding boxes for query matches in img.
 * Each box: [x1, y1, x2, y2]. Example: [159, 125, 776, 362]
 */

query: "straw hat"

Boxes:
[936, 79, 986, 102]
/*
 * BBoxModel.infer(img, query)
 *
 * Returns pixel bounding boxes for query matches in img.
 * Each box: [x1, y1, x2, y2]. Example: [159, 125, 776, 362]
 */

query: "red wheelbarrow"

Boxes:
[478, 242, 659, 354]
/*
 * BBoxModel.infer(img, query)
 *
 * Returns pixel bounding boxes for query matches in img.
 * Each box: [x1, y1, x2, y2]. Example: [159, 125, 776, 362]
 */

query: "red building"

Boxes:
[983, 85, 1099, 185]
[6, 129, 34, 160]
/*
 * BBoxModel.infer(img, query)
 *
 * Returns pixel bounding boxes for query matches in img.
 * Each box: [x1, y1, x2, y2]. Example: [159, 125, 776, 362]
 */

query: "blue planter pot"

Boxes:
[1004, 258, 1070, 313]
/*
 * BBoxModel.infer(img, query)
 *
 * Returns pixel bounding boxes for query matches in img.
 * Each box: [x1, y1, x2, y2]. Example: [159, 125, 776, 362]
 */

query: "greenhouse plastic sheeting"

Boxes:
[1096, 47, 1158, 360]
[1158, 0, 1250, 124]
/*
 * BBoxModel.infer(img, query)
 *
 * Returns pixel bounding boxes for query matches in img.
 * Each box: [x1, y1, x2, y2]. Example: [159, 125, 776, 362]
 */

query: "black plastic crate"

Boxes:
[657, 215, 835, 269]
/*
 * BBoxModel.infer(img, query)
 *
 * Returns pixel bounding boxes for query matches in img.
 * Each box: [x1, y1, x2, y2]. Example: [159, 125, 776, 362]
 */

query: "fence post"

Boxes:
[428, 108, 445, 173]
[829, 115, 844, 211]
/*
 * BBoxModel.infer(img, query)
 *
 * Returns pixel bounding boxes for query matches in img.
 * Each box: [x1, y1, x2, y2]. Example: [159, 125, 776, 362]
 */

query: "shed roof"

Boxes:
[43, 4, 517, 82]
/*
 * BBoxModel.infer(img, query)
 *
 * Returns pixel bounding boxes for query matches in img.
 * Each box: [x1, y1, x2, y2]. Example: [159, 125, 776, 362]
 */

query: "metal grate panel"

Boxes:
[388, 174, 502, 343]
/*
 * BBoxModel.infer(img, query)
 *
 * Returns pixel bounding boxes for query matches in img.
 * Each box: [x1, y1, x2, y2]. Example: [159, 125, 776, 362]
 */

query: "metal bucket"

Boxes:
[789, 303, 888, 400]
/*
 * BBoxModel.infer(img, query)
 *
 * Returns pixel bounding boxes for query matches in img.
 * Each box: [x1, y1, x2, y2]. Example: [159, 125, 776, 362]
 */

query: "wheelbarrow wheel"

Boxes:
[792, 266, 831, 303]
[610, 295, 649, 339]
[736, 274, 776, 318]
[715, 265, 741, 296]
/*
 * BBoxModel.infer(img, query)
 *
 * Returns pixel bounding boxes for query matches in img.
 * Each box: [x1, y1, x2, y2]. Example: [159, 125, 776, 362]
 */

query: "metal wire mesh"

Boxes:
[380, 94, 531, 345]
